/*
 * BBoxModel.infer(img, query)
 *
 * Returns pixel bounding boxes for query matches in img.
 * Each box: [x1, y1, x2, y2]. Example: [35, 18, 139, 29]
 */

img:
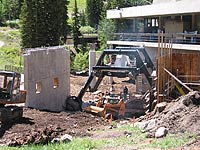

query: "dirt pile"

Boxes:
[155, 91, 200, 134]
[0, 108, 106, 146]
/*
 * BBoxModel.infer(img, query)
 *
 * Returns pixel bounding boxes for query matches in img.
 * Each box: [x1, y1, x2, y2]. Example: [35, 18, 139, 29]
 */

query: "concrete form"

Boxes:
[24, 46, 70, 112]
[89, 44, 96, 89]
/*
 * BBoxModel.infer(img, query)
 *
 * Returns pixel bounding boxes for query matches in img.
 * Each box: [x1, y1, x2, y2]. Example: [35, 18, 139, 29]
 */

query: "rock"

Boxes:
[60, 134, 73, 143]
[181, 91, 200, 106]
[146, 132, 155, 138]
[51, 134, 72, 143]
[156, 102, 167, 113]
[145, 119, 157, 131]
[134, 119, 157, 132]
[51, 138, 60, 143]
[155, 127, 168, 138]
[124, 131, 132, 137]
[134, 121, 149, 130]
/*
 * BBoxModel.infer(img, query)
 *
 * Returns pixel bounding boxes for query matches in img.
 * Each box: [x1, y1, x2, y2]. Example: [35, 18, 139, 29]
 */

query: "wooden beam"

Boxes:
[164, 68, 193, 92]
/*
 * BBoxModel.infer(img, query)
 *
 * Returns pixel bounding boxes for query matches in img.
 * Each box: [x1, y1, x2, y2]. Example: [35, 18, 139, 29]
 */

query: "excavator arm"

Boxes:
[66, 47, 155, 111]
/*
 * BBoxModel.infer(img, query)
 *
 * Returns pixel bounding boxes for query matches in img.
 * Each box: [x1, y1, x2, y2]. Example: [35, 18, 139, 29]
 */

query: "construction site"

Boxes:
[0, 0, 200, 149]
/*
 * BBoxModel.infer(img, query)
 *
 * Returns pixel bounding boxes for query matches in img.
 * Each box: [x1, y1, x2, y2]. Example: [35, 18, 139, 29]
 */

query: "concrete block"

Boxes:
[24, 46, 70, 112]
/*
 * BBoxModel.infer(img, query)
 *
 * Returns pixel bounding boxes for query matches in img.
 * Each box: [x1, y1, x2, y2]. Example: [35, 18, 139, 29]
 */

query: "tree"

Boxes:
[0, 0, 23, 21]
[105, 0, 152, 9]
[101, 0, 153, 33]
[98, 18, 116, 51]
[98, 0, 153, 51]
[79, 10, 86, 26]
[20, 0, 69, 48]
[72, 0, 82, 52]
[86, 0, 103, 28]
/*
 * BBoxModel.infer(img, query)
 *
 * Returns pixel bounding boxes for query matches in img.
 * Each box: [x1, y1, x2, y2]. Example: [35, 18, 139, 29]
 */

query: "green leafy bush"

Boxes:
[0, 46, 22, 69]
[80, 26, 96, 34]
[72, 51, 89, 71]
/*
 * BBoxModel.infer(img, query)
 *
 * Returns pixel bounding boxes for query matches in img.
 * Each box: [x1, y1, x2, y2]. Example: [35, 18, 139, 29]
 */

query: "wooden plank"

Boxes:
[164, 68, 193, 92]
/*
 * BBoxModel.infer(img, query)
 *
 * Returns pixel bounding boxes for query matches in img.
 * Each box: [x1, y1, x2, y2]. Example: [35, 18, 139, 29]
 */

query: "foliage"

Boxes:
[0, 0, 23, 25]
[98, 18, 116, 51]
[86, 0, 103, 28]
[20, 0, 69, 48]
[80, 26, 95, 34]
[68, 0, 86, 16]
[0, 46, 22, 69]
[105, 0, 153, 9]
[101, 0, 153, 30]
[0, 28, 21, 46]
[0, 27, 22, 69]
[79, 10, 86, 26]
[72, 0, 82, 52]
[72, 51, 89, 71]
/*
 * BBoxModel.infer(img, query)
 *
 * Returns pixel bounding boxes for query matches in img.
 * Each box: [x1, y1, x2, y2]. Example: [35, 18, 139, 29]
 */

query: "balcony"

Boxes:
[107, 32, 200, 51]
[109, 32, 200, 44]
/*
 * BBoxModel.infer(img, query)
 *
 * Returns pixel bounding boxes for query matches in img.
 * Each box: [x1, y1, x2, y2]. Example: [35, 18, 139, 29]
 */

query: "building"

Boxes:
[107, 0, 200, 83]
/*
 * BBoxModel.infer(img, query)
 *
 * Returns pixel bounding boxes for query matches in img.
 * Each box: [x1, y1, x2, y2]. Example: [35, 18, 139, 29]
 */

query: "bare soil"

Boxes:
[155, 91, 200, 134]
[0, 109, 105, 146]
[0, 75, 135, 146]
[0, 75, 200, 148]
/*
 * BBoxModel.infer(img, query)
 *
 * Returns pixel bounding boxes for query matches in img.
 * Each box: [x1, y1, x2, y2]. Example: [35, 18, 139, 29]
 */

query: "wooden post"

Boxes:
[157, 31, 161, 103]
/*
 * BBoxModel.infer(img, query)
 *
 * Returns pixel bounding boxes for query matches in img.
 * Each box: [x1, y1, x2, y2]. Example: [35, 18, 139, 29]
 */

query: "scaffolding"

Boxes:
[156, 31, 200, 103]
[157, 31, 173, 103]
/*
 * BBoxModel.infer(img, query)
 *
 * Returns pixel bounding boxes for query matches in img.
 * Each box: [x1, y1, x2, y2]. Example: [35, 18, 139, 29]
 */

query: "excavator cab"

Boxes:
[0, 71, 26, 122]
[0, 71, 26, 105]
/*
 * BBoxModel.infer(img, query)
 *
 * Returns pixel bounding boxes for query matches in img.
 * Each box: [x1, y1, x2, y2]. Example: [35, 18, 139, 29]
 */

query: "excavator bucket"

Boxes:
[85, 105, 106, 117]
[85, 99, 125, 119]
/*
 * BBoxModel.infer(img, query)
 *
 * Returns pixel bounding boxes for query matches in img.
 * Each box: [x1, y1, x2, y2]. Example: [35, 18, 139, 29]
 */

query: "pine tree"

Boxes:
[86, 0, 103, 28]
[72, 0, 82, 52]
[20, 0, 69, 48]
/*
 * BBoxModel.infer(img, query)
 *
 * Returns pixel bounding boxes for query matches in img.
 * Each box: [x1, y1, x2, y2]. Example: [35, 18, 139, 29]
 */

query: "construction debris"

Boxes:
[155, 127, 168, 138]
[134, 91, 200, 137]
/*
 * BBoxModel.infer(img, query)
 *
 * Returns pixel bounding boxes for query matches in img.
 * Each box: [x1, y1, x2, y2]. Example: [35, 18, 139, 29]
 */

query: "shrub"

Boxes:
[72, 51, 89, 71]
[0, 46, 22, 69]
[80, 26, 96, 34]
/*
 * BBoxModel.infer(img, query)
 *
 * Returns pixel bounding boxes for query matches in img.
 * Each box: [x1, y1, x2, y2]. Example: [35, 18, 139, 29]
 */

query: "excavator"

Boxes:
[66, 47, 155, 118]
[0, 69, 26, 122]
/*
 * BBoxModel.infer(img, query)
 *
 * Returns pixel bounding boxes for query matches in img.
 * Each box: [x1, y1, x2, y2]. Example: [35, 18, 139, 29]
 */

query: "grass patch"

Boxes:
[91, 124, 191, 150]
[68, 0, 86, 16]
[0, 27, 22, 70]
[1, 138, 96, 150]
[0, 27, 21, 47]
[143, 134, 189, 149]
[0, 128, 193, 150]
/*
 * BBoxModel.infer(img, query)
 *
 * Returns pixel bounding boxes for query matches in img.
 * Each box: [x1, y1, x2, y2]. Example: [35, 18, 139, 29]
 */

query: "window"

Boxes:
[36, 82, 42, 94]
[53, 78, 59, 89]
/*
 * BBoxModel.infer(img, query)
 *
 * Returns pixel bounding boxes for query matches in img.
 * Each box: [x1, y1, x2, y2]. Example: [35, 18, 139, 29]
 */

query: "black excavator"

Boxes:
[66, 47, 155, 112]
[0, 70, 26, 122]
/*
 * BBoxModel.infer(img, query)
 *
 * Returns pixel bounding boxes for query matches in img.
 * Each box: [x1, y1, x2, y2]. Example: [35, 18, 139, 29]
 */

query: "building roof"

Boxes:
[107, 0, 200, 19]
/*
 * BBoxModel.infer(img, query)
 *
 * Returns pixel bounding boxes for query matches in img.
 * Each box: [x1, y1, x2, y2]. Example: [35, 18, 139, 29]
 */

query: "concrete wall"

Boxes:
[24, 46, 70, 112]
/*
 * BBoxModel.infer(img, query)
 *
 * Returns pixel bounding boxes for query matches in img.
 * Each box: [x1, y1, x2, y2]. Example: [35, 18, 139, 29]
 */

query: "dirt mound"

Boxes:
[155, 91, 200, 134]
[0, 108, 106, 146]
